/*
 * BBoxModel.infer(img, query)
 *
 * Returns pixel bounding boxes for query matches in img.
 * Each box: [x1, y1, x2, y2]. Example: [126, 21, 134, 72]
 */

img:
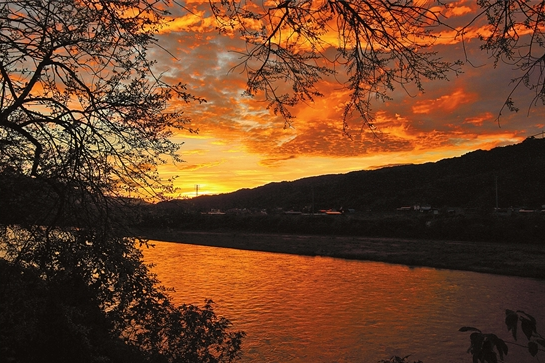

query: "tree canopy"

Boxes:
[211, 0, 545, 132]
[0, 0, 199, 196]
[0, 0, 243, 362]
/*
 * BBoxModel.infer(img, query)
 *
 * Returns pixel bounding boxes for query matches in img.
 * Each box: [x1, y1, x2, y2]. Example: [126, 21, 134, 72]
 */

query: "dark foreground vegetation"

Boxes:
[0, 1, 245, 362]
[380, 309, 545, 363]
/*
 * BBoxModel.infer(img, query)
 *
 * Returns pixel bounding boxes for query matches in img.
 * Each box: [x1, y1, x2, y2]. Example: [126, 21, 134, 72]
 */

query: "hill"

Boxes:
[186, 137, 545, 213]
[134, 138, 545, 243]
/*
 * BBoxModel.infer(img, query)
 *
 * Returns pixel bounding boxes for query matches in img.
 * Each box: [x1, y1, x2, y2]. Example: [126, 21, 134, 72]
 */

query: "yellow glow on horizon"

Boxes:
[161, 129, 525, 199]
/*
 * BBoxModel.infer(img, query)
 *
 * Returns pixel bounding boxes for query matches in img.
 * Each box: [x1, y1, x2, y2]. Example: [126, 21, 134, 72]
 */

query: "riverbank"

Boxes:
[138, 229, 545, 279]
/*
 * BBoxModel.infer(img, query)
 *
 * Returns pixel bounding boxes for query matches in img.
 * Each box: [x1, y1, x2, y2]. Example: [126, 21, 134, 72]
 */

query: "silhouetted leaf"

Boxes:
[470, 332, 484, 343]
[483, 338, 493, 351]
[521, 317, 536, 340]
[505, 310, 518, 340]
[460, 326, 482, 333]
[494, 336, 508, 359]
[536, 338, 545, 348]
[518, 310, 537, 326]
[528, 341, 539, 357]
[484, 350, 498, 363]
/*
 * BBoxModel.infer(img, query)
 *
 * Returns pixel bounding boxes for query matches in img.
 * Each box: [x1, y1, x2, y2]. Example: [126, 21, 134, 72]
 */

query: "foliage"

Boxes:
[0, 0, 243, 362]
[460, 310, 545, 363]
[211, 0, 461, 133]
[470, 0, 545, 118]
[377, 311, 545, 363]
[0, 0, 198, 195]
[459, 327, 509, 363]
[211, 0, 545, 131]
[378, 356, 423, 363]
[0, 247, 245, 363]
[504, 310, 545, 358]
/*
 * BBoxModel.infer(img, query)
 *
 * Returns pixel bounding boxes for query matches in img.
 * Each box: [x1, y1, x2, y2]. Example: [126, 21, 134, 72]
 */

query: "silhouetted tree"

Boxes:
[212, 0, 545, 131]
[0, 0, 243, 362]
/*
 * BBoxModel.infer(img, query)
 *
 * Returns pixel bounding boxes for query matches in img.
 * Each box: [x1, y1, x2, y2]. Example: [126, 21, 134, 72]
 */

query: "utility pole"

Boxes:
[195, 184, 199, 197]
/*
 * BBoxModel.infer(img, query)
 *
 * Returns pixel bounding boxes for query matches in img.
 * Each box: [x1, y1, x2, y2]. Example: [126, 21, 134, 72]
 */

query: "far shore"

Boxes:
[137, 229, 545, 280]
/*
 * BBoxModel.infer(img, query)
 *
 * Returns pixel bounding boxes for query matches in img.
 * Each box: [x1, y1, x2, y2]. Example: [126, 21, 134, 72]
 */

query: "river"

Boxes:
[141, 240, 545, 363]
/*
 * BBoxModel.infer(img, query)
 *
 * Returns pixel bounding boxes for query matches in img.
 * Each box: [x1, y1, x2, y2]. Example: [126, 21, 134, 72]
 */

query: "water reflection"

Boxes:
[142, 241, 545, 363]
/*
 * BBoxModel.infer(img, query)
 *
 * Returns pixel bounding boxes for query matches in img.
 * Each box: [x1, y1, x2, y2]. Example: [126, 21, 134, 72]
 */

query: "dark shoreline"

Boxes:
[138, 229, 545, 280]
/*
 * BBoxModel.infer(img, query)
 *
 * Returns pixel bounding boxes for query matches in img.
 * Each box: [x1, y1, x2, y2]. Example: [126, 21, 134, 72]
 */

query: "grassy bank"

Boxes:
[138, 229, 545, 280]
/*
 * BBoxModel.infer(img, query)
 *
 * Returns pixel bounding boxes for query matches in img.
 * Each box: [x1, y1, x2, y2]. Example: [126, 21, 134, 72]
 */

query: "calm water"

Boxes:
[142, 241, 545, 363]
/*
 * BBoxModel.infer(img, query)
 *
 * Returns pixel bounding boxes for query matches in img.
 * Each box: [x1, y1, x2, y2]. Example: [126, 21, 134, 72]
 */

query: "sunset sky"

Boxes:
[150, 0, 545, 198]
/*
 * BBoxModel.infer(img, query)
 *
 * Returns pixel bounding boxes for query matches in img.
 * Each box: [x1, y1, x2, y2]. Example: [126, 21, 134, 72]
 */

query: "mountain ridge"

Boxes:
[185, 137, 545, 212]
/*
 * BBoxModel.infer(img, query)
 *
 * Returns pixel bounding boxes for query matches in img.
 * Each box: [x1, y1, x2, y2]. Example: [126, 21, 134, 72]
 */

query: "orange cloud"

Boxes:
[259, 155, 297, 167]
[162, 11, 217, 33]
[145, 1, 545, 196]
[412, 89, 474, 114]
[463, 113, 494, 126]
[177, 160, 224, 171]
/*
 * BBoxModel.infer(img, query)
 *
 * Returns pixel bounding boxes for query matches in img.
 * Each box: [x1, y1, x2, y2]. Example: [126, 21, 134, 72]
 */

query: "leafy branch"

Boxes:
[460, 309, 545, 363]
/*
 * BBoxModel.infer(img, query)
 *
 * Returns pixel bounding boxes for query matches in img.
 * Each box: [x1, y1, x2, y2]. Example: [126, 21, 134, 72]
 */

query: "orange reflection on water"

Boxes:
[142, 240, 544, 363]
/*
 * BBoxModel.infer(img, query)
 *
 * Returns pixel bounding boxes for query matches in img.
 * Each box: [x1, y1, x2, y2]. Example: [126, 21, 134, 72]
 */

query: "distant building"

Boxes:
[207, 209, 225, 215]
